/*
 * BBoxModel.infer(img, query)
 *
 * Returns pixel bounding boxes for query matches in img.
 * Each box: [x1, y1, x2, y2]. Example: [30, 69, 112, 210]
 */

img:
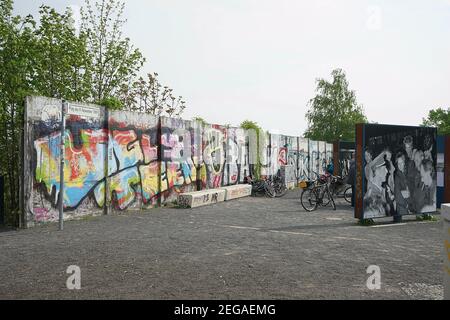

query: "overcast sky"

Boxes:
[14, 0, 450, 136]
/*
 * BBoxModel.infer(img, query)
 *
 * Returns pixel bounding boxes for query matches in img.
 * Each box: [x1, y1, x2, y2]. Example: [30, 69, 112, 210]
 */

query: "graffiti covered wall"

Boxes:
[202, 124, 227, 189]
[309, 140, 319, 178]
[318, 141, 327, 175]
[298, 138, 309, 181]
[285, 136, 298, 182]
[225, 127, 249, 185]
[24, 96, 338, 226]
[160, 117, 203, 203]
[106, 111, 161, 210]
[25, 96, 107, 224]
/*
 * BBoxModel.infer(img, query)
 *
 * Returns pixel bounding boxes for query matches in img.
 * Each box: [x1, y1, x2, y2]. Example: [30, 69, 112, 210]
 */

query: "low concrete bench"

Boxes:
[178, 189, 226, 208]
[221, 184, 252, 201]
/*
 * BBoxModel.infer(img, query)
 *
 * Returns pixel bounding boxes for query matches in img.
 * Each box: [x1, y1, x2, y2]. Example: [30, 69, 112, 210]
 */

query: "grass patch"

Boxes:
[358, 218, 375, 226]
[416, 214, 438, 222]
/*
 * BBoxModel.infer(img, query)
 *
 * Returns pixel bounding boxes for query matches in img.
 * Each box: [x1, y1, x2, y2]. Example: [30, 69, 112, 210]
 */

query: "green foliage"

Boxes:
[240, 120, 259, 131]
[193, 116, 208, 126]
[358, 218, 375, 226]
[0, 0, 188, 226]
[421, 107, 450, 135]
[120, 72, 186, 116]
[304, 69, 368, 142]
[416, 214, 437, 222]
[96, 96, 123, 110]
[81, 0, 145, 102]
[0, 2, 96, 225]
[0, 0, 36, 226]
[240, 120, 262, 179]
[33, 5, 92, 101]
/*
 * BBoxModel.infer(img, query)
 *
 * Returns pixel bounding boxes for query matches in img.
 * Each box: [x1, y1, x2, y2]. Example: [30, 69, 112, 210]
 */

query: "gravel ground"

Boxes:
[0, 190, 444, 299]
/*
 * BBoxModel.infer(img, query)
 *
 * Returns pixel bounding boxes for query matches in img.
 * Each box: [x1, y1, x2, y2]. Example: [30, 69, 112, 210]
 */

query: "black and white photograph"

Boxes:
[363, 125, 437, 219]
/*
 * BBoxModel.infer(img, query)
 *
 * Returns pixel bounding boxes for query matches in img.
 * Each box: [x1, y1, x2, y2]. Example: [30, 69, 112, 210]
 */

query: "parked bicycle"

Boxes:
[246, 176, 276, 198]
[328, 175, 352, 204]
[299, 172, 336, 212]
[272, 171, 288, 198]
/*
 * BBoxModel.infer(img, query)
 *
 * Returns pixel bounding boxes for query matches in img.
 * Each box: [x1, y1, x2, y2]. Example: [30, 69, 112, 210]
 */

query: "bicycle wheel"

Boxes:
[274, 182, 288, 197]
[264, 181, 276, 198]
[301, 188, 318, 212]
[344, 186, 352, 204]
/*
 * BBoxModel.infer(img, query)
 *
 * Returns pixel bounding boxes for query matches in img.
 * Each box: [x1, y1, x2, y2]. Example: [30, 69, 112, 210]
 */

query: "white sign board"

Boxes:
[67, 103, 101, 118]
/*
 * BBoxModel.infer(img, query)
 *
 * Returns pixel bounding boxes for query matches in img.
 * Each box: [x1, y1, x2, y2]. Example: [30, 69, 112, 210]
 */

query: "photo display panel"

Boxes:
[360, 124, 437, 219]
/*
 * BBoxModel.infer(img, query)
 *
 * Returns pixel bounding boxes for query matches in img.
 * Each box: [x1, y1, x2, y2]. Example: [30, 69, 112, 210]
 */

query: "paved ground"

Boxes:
[0, 191, 445, 299]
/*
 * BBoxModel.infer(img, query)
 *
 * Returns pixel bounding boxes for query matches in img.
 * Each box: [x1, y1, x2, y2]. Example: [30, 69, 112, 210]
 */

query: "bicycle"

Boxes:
[299, 172, 336, 212]
[246, 176, 276, 198]
[328, 175, 352, 204]
[272, 171, 288, 198]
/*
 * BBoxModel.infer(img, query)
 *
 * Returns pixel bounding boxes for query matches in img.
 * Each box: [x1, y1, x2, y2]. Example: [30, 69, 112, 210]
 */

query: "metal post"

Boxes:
[103, 108, 109, 215]
[59, 100, 66, 231]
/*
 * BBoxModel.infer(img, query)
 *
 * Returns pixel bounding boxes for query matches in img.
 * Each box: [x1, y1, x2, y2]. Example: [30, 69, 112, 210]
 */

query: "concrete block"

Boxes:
[221, 184, 252, 201]
[178, 189, 226, 208]
[443, 204, 450, 300]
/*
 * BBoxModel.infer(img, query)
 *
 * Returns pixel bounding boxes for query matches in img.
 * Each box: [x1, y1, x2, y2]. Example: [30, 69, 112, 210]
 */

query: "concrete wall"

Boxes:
[25, 96, 107, 224]
[23, 96, 334, 226]
[309, 140, 319, 178]
[225, 127, 249, 186]
[159, 116, 203, 204]
[298, 138, 309, 181]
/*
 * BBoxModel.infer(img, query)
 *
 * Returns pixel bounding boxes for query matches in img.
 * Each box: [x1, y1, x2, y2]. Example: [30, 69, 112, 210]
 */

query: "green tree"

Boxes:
[0, 0, 188, 226]
[421, 107, 450, 135]
[33, 5, 92, 101]
[0, 0, 36, 226]
[192, 116, 208, 126]
[240, 120, 262, 179]
[304, 68, 367, 142]
[0, 1, 94, 226]
[120, 72, 186, 116]
[81, 0, 145, 103]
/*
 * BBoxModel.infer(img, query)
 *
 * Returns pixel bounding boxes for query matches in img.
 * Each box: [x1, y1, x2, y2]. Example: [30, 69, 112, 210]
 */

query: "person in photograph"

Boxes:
[403, 135, 414, 160]
[364, 148, 373, 179]
[383, 149, 395, 189]
[364, 162, 389, 217]
[423, 134, 434, 164]
[394, 152, 410, 216]
[364, 148, 397, 217]
[416, 159, 436, 213]
[346, 153, 356, 207]
[382, 149, 395, 216]
[365, 149, 389, 184]
[403, 135, 420, 212]
[410, 149, 425, 212]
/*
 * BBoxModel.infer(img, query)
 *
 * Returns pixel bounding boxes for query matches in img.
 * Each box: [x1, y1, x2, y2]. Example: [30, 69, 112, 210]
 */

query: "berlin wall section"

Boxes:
[24, 96, 107, 227]
[22, 95, 336, 227]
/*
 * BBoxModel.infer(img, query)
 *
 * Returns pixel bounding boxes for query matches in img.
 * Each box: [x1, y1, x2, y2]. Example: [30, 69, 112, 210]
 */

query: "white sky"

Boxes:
[14, 0, 450, 136]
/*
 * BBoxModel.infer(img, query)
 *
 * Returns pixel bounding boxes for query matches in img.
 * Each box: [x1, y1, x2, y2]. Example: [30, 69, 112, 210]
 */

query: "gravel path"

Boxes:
[0, 191, 444, 299]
